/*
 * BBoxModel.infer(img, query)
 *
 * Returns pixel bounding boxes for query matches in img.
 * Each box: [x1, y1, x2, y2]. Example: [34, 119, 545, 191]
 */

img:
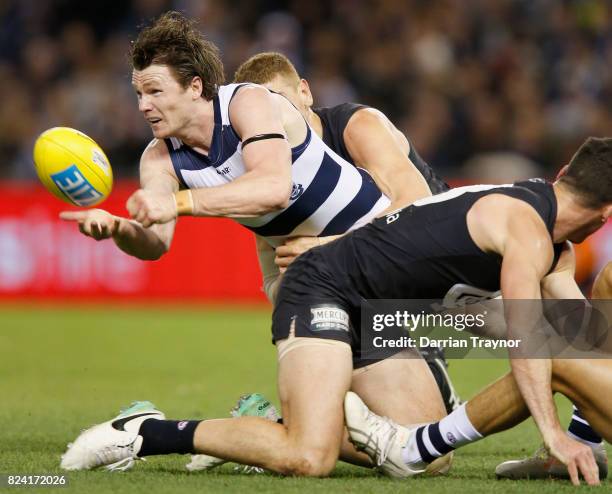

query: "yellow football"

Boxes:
[33, 127, 113, 207]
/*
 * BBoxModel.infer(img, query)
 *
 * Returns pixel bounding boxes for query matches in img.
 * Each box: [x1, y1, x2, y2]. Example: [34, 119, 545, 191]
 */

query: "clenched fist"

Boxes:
[59, 209, 120, 241]
[126, 189, 177, 228]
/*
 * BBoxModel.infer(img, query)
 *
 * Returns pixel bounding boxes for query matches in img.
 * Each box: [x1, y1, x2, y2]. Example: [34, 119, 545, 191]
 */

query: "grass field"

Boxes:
[0, 306, 609, 493]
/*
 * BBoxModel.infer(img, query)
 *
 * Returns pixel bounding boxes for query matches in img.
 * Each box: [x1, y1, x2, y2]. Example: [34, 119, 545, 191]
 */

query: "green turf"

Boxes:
[0, 306, 608, 493]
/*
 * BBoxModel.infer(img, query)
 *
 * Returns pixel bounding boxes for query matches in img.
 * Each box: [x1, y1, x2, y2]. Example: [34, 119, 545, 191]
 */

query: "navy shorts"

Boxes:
[271, 249, 402, 369]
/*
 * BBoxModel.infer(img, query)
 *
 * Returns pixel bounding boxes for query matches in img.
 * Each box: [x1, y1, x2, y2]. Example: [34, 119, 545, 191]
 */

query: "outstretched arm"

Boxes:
[499, 215, 599, 485]
[60, 139, 178, 261]
[467, 194, 598, 485]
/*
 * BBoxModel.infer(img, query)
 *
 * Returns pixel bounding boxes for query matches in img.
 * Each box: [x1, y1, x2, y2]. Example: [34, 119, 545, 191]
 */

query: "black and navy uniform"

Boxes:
[272, 179, 565, 368]
[313, 103, 449, 195]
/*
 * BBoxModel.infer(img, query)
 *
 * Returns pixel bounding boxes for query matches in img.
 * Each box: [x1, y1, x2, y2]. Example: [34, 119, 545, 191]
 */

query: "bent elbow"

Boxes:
[268, 180, 292, 210]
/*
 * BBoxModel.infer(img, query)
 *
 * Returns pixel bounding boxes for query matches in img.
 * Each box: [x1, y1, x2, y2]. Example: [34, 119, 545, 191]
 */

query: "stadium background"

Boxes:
[0, 1, 610, 491]
[1, 0, 611, 301]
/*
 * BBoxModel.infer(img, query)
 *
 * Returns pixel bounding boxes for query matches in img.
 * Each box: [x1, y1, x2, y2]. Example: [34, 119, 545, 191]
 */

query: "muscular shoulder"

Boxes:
[230, 83, 304, 146]
[344, 107, 410, 155]
[139, 139, 178, 190]
[469, 194, 554, 259]
[228, 84, 281, 123]
[229, 84, 272, 106]
[140, 138, 170, 165]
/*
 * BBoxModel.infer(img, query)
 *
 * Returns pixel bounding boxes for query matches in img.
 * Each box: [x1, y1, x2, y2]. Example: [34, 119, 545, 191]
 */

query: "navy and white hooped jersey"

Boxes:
[164, 83, 390, 247]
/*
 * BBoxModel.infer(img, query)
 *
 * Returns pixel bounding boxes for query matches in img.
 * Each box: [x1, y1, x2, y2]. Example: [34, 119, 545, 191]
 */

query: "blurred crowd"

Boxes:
[1, 0, 611, 181]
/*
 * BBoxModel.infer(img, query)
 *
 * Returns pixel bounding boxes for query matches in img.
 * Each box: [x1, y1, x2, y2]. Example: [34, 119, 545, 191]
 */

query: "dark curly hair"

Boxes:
[130, 11, 225, 100]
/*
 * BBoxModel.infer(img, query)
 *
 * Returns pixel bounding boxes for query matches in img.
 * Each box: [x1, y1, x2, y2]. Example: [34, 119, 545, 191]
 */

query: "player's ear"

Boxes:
[556, 164, 569, 180]
[190, 76, 203, 99]
[299, 79, 313, 108]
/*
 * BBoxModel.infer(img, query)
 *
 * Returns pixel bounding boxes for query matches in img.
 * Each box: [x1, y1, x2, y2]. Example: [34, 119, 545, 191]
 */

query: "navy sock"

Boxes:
[568, 406, 602, 445]
[138, 419, 201, 457]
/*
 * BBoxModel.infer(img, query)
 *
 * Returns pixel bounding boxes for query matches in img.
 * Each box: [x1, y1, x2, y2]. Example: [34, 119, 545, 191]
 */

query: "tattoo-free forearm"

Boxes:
[510, 357, 562, 444]
[190, 173, 290, 218]
[112, 217, 170, 261]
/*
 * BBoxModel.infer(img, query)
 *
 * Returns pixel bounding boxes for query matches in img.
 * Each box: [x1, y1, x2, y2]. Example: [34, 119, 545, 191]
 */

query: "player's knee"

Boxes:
[282, 446, 337, 477]
[425, 452, 453, 476]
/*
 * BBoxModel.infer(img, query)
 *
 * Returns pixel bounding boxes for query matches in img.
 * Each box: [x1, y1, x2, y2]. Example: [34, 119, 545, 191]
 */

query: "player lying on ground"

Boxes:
[58, 11, 452, 474]
[61, 137, 611, 486]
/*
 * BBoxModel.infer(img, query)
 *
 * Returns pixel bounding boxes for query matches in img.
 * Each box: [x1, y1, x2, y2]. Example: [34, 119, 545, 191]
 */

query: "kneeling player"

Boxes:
[237, 51, 460, 414]
[61, 138, 611, 483]
[491, 261, 611, 480]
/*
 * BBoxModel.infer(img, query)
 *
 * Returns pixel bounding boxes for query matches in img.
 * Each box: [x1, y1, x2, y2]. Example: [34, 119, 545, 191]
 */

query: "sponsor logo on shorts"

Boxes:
[177, 421, 188, 431]
[310, 304, 350, 332]
[446, 432, 457, 444]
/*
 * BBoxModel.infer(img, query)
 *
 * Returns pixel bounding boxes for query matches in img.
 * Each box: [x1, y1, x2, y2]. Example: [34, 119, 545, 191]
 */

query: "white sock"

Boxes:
[402, 404, 483, 466]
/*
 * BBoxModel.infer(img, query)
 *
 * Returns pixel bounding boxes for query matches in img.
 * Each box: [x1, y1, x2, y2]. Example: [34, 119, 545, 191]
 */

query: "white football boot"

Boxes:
[186, 454, 226, 472]
[344, 391, 426, 478]
[495, 442, 608, 480]
[61, 401, 164, 471]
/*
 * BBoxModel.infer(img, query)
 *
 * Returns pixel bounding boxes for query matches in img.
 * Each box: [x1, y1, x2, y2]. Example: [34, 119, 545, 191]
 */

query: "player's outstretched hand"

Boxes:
[548, 433, 600, 486]
[275, 236, 322, 272]
[126, 189, 177, 228]
[59, 209, 119, 241]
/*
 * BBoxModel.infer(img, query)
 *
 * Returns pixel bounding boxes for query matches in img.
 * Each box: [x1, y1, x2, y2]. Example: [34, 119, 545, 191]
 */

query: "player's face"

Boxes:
[264, 74, 312, 116]
[132, 64, 195, 138]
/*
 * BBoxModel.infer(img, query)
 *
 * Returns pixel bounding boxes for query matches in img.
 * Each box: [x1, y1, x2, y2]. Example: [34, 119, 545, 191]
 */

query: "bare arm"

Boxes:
[59, 140, 177, 261]
[477, 198, 598, 485]
[275, 108, 432, 270]
[538, 245, 601, 485]
[592, 261, 612, 299]
[497, 208, 559, 443]
[344, 108, 432, 212]
[255, 235, 282, 304]
[191, 87, 293, 217]
[127, 87, 293, 226]
[115, 140, 178, 259]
